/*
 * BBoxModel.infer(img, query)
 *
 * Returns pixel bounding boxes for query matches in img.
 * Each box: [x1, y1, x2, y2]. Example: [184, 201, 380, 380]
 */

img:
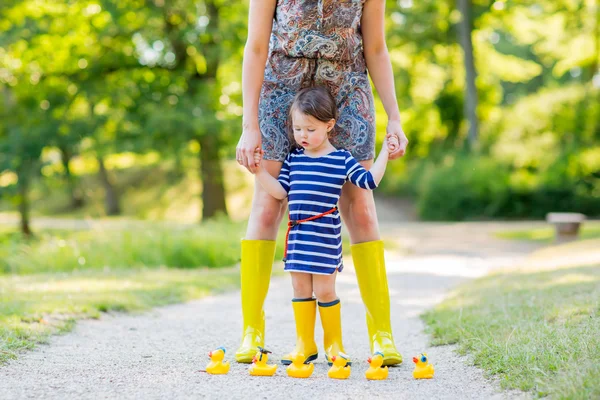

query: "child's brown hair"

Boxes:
[287, 86, 338, 148]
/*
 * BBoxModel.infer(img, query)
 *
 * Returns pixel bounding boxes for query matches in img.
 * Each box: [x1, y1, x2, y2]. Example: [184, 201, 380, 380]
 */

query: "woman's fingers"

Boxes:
[244, 148, 258, 173]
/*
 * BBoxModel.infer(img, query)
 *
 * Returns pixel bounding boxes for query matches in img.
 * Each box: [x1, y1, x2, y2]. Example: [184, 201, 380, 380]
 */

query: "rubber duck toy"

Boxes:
[206, 347, 230, 375]
[327, 352, 351, 380]
[249, 347, 278, 376]
[413, 353, 434, 379]
[365, 352, 388, 380]
[286, 352, 314, 379]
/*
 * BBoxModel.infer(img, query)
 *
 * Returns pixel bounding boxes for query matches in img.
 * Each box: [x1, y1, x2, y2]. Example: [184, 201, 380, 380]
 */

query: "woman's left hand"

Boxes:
[386, 120, 409, 160]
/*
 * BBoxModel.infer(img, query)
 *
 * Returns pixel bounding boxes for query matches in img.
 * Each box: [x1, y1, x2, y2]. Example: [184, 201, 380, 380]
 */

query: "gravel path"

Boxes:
[1, 217, 543, 399]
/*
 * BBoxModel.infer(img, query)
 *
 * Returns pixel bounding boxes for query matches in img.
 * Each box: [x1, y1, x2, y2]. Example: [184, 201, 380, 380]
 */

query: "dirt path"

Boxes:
[1, 209, 545, 399]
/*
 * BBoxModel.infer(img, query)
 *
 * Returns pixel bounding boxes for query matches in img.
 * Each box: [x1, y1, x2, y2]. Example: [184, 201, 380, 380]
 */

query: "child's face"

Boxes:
[292, 110, 335, 152]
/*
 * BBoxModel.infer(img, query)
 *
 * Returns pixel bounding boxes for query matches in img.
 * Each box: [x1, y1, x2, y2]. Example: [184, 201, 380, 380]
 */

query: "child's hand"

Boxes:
[253, 148, 263, 172]
[386, 133, 399, 155]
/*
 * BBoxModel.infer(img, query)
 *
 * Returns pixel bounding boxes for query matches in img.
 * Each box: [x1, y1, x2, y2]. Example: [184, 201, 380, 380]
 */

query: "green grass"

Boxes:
[496, 221, 600, 243]
[423, 239, 600, 399]
[0, 267, 242, 364]
[0, 220, 259, 274]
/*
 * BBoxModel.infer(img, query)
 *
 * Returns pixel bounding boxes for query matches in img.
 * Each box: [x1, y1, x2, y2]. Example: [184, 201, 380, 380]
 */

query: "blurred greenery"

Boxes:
[1, 0, 599, 228]
[495, 221, 600, 242]
[0, 221, 246, 274]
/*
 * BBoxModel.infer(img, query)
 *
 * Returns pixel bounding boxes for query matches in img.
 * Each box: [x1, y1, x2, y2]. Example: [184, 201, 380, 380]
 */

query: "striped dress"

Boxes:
[278, 148, 377, 275]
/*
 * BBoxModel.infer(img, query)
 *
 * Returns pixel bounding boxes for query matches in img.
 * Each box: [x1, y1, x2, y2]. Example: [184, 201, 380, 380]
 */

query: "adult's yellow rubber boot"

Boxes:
[351, 240, 402, 366]
[235, 239, 276, 363]
[318, 299, 347, 366]
[281, 298, 319, 365]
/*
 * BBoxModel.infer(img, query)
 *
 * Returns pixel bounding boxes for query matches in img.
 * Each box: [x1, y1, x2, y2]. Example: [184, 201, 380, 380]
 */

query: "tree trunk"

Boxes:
[198, 135, 228, 220]
[590, 0, 600, 139]
[60, 146, 84, 209]
[17, 165, 32, 237]
[457, 0, 479, 149]
[97, 156, 121, 216]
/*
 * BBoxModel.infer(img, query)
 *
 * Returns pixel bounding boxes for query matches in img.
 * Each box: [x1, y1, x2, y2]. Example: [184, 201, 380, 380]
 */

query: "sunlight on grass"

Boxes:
[496, 221, 600, 243]
[423, 242, 600, 398]
[0, 268, 242, 364]
[542, 273, 599, 287]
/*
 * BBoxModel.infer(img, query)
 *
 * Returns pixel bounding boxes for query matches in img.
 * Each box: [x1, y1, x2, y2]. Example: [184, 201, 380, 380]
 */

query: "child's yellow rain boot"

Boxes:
[318, 299, 347, 365]
[235, 240, 276, 363]
[281, 298, 319, 365]
[351, 240, 402, 366]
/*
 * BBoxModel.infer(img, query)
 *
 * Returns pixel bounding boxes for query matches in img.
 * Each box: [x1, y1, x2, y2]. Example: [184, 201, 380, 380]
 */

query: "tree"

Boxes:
[457, 0, 479, 149]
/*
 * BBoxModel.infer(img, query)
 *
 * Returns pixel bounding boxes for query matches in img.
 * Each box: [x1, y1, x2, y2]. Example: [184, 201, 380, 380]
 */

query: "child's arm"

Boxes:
[254, 150, 288, 200]
[368, 137, 391, 186]
[346, 136, 394, 189]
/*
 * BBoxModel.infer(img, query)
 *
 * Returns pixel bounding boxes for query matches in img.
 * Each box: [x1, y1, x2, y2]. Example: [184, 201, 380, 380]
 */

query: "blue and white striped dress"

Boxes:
[278, 148, 377, 275]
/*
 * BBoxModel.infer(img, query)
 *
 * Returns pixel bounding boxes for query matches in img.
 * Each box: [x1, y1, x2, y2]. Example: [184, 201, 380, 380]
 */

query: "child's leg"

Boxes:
[312, 273, 337, 303]
[313, 273, 347, 364]
[291, 271, 313, 299]
[281, 272, 318, 365]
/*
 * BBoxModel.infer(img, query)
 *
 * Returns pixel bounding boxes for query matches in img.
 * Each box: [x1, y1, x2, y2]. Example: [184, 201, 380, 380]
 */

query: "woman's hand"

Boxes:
[236, 123, 262, 173]
[386, 120, 408, 160]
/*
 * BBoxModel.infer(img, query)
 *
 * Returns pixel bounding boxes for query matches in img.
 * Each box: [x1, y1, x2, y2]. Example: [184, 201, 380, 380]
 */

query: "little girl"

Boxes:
[253, 86, 397, 365]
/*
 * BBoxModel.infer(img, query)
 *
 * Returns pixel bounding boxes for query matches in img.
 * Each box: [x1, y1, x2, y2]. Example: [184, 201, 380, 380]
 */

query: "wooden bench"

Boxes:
[546, 212, 586, 241]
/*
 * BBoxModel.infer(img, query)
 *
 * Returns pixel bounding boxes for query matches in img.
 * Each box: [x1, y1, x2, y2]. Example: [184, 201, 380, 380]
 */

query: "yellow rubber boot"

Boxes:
[281, 298, 319, 365]
[318, 299, 347, 366]
[235, 240, 276, 363]
[351, 240, 402, 366]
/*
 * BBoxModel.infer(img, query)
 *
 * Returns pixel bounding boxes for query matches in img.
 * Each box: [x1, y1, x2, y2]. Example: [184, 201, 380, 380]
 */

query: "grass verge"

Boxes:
[0, 267, 242, 364]
[423, 239, 600, 399]
[495, 221, 600, 243]
[0, 220, 286, 274]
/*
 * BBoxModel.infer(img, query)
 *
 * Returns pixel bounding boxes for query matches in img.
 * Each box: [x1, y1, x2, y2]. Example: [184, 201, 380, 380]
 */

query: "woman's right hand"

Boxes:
[236, 123, 262, 173]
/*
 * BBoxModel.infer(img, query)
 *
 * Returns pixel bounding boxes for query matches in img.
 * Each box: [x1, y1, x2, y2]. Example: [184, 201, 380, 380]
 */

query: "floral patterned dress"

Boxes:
[259, 0, 376, 162]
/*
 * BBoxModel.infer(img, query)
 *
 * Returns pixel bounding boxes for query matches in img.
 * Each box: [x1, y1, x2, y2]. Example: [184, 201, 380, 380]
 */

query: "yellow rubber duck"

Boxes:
[249, 347, 278, 376]
[286, 353, 314, 379]
[206, 347, 230, 375]
[365, 352, 389, 380]
[327, 352, 351, 380]
[412, 353, 434, 379]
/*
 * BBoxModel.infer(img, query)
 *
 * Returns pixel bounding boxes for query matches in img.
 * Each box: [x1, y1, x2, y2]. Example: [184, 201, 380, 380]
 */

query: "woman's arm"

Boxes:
[236, 0, 277, 173]
[361, 0, 409, 159]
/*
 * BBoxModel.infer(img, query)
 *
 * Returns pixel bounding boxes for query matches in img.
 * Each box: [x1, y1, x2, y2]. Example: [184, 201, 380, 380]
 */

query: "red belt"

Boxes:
[283, 207, 338, 262]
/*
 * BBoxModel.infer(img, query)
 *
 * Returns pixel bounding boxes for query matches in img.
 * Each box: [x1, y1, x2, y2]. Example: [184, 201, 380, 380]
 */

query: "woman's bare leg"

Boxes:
[338, 159, 402, 366]
[245, 160, 287, 239]
[236, 160, 287, 362]
[338, 160, 380, 243]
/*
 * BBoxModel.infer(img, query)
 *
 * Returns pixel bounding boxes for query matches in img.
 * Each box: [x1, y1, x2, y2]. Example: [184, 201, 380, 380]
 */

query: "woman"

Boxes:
[235, 0, 409, 366]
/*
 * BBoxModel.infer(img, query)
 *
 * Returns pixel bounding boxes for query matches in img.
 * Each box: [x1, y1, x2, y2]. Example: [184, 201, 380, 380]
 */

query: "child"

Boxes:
[253, 86, 398, 365]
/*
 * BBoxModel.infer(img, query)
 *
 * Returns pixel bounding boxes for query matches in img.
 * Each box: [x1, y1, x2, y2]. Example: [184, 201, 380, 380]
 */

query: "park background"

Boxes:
[1, 1, 599, 398]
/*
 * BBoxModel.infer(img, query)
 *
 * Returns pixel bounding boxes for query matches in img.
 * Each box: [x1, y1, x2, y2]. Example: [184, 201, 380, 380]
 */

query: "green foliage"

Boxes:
[2, 0, 599, 223]
[416, 148, 600, 220]
[417, 155, 511, 220]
